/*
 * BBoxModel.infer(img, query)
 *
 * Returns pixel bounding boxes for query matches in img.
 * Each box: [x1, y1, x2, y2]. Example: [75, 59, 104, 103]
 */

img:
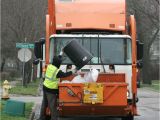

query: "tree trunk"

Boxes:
[1, 58, 5, 72]
[142, 44, 152, 84]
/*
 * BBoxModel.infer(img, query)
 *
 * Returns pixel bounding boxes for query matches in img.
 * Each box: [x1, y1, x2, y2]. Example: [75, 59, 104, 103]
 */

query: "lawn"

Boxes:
[1, 101, 34, 120]
[10, 80, 40, 96]
[142, 80, 160, 92]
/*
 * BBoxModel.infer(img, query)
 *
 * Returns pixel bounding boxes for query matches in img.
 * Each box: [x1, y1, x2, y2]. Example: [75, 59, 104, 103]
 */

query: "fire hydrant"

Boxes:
[2, 80, 11, 99]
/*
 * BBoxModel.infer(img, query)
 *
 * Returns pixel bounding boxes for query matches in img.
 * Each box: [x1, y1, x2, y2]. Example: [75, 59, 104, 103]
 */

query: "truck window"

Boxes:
[100, 38, 131, 64]
[50, 37, 131, 65]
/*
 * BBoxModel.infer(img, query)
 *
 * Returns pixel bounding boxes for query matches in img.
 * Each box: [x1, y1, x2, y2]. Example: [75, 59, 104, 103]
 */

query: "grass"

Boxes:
[141, 80, 160, 92]
[1, 101, 34, 120]
[10, 80, 40, 96]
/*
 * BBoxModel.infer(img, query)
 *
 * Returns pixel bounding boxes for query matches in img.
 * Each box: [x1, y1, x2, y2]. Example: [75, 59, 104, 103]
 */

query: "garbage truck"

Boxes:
[34, 0, 143, 120]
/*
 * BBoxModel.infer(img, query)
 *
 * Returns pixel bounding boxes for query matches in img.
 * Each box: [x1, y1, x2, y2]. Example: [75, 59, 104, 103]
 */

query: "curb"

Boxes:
[141, 87, 160, 93]
[29, 104, 37, 120]
[29, 103, 41, 120]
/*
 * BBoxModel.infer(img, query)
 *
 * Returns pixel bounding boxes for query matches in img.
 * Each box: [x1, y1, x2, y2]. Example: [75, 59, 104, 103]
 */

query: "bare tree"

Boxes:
[1, 0, 47, 82]
[127, 0, 159, 84]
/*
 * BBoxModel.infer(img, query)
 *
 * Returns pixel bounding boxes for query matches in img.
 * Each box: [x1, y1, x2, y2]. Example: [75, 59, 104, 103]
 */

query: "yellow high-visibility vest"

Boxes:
[43, 64, 60, 89]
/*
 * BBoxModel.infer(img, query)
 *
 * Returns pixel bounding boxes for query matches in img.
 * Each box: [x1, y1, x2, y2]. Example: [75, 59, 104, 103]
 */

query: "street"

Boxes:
[135, 88, 160, 120]
[6, 88, 160, 120]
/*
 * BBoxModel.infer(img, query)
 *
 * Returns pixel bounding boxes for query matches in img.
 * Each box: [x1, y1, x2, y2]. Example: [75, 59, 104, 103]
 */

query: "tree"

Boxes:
[1, 0, 47, 82]
[1, 0, 47, 58]
[127, 0, 159, 84]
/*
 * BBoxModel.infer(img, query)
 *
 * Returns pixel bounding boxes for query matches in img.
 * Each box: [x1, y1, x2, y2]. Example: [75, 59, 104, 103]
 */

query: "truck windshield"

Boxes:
[50, 37, 132, 65]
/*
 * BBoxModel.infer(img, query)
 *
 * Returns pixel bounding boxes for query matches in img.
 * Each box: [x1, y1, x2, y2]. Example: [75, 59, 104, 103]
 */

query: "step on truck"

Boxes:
[34, 0, 143, 120]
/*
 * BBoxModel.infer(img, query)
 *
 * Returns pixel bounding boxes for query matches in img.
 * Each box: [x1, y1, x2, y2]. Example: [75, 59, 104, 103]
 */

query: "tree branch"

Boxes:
[155, 0, 160, 4]
[7, 21, 20, 40]
[148, 28, 160, 49]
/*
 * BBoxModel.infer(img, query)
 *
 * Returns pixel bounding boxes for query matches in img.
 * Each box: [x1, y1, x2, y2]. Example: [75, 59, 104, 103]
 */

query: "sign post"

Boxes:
[18, 48, 32, 86]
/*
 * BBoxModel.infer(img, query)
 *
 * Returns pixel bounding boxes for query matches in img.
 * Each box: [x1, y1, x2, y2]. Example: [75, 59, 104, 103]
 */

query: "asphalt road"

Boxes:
[8, 88, 160, 120]
[135, 88, 160, 120]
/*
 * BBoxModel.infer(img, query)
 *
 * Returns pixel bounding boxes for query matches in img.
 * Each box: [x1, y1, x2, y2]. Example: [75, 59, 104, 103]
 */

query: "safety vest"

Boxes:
[43, 64, 60, 89]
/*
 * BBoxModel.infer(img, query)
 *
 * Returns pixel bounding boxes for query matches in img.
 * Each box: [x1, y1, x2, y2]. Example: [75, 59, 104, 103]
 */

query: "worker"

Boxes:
[39, 51, 77, 120]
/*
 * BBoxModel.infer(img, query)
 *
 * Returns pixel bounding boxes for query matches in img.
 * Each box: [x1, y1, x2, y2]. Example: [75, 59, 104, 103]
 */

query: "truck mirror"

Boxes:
[33, 59, 39, 65]
[34, 41, 42, 59]
[136, 40, 144, 60]
[34, 38, 45, 59]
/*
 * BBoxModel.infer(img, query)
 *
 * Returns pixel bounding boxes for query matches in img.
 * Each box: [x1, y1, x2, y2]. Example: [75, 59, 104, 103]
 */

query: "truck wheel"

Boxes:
[121, 115, 134, 120]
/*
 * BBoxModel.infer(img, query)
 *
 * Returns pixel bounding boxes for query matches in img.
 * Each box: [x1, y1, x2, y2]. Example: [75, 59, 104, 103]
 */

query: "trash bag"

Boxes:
[61, 80, 71, 83]
[84, 69, 99, 82]
[72, 75, 86, 83]
[91, 69, 99, 82]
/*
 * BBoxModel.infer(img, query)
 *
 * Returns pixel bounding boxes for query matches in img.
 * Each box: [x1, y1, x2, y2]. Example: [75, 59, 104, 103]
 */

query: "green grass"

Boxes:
[10, 80, 40, 96]
[1, 101, 34, 120]
[142, 80, 160, 92]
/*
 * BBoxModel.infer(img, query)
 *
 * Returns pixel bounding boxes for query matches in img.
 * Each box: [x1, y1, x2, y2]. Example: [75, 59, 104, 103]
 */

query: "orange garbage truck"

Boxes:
[34, 0, 143, 120]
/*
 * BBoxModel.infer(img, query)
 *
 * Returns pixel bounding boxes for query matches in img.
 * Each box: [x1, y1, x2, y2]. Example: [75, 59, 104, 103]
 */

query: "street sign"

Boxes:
[16, 43, 34, 48]
[18, 48, 32, 62]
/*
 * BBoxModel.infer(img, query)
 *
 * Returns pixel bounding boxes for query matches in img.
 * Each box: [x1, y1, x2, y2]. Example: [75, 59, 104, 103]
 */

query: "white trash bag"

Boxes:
[61, 80, 71, 83]
[91, 69, 99, 82]
[72, 75, 86, 83]
[84, 69, 99, 82]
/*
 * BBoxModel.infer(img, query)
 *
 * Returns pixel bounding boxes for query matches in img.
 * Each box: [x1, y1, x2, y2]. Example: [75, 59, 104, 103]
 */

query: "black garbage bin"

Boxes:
[63, 40, 93, 70]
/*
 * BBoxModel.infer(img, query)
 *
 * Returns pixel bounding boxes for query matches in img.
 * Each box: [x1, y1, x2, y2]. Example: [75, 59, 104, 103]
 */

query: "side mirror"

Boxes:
[136, 40, 144, 68]
[136, 40, 144, 60]
[33, 59, 39, 65]
[34, 41, 42, 59]
[34, 38, 45, 59]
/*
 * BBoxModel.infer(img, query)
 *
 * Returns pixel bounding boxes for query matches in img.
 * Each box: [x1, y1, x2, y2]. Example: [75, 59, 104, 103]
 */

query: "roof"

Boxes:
[55, 0, 126, 31]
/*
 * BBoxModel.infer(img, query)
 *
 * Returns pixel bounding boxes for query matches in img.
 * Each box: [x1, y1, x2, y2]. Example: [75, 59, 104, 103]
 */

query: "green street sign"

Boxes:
[16, 43, 34, 48]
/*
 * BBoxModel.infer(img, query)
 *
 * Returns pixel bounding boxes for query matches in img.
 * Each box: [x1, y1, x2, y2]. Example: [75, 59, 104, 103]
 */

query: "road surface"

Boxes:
[9, 88, 160, 120]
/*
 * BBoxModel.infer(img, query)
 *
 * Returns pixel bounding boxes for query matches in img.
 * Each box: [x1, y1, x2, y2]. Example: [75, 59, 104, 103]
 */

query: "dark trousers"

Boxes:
[39, 91, 58, 120]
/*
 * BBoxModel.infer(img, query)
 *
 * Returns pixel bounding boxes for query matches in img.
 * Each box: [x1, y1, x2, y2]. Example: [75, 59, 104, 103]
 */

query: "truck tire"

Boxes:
[121, 115, 134, 120]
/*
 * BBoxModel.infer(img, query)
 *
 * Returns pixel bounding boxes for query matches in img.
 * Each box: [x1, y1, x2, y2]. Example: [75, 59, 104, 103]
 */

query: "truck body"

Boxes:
[34, 0, 143, 119]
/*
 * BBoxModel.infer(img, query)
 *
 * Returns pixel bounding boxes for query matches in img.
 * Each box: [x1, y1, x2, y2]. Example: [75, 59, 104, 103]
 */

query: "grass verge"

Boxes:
[10, 80, 40, 96]
[1, 101, 34, 120]
[141, 80, 160, 92]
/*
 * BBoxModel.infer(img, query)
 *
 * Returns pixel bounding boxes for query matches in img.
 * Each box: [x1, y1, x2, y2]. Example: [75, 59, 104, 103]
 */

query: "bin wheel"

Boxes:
[121, 115, 134, 120]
